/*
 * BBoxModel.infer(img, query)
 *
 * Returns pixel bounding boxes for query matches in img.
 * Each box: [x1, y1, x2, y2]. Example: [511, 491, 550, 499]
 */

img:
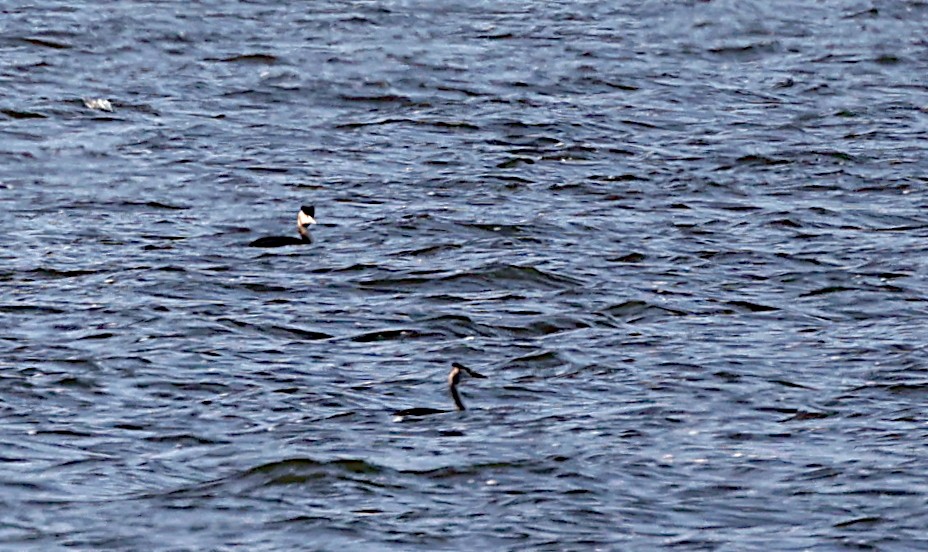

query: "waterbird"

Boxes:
[394, 362, 487, 417]
[248, 205, 316, 247]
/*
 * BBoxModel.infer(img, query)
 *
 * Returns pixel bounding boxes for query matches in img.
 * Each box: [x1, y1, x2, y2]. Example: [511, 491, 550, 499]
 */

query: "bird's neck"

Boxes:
[450, 384, 465, 411]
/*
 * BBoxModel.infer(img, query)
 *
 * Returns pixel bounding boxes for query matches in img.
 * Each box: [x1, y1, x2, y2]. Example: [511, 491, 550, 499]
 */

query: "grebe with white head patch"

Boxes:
[248, 205, 316, 247]
[394, 362, 487, 418]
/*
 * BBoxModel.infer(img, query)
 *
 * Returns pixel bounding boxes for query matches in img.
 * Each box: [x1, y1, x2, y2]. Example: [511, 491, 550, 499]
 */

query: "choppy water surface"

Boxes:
[3, 1, 928, 549]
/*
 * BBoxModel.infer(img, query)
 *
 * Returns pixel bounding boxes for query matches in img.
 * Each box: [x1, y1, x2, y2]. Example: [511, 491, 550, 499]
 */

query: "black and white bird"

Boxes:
[394, 363, 487, 418]
[248, 205, 317, 247]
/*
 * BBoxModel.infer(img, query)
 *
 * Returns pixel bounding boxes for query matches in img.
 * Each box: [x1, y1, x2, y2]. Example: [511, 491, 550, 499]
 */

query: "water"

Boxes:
[2, 1, 928, 549]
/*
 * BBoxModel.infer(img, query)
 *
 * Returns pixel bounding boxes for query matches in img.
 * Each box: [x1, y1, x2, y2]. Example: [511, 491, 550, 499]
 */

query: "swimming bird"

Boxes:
[394, 362, 487, 417]
[248, 205, 316, 247]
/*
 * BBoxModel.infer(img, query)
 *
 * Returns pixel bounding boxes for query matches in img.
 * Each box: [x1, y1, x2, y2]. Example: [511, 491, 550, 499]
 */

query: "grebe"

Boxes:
[394, 362, 487, 417]
[248, 205, 316, 247]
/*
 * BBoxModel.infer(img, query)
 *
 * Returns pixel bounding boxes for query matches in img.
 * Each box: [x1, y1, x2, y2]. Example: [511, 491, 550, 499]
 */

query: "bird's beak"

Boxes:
[466, 368, 487, 379]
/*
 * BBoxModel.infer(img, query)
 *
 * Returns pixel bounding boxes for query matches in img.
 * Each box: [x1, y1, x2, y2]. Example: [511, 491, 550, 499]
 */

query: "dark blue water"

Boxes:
[3, 1, 928, 549]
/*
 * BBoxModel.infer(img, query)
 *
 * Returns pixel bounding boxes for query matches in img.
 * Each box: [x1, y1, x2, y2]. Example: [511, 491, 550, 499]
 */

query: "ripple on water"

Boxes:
[3, 0, 928, 549]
